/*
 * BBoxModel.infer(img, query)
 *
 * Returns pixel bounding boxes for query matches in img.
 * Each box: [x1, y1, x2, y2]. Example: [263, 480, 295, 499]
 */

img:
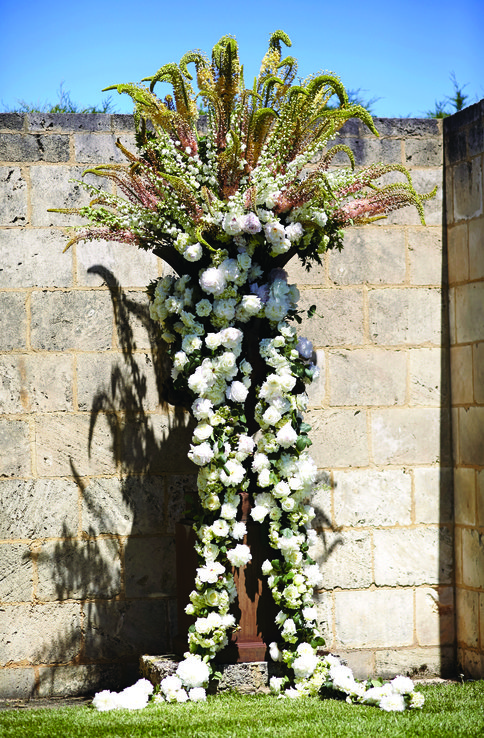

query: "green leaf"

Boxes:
[307, 304, 317, 318]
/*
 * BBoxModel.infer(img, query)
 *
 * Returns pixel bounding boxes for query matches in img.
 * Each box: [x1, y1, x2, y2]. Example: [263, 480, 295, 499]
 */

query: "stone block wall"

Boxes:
[0, 110, 457, 697]
[445, 101, 484, 678]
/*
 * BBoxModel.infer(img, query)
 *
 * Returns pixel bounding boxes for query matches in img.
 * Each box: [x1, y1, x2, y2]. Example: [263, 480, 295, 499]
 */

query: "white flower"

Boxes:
[182, 335, 202, 354]
[226, 381, 249, 403]
[231, 521, 247, 540]
[211, 519, 230, 537]
[193, 422, 213, 442]
[188, 442, 214, 466]
[200, 267, 227, 296]
[196, 299, 212, 316]
[227, 543, 252, 567]
[237, 434, 255, 456]
[176, 655, 210, 689]
[281, 618, 296, 639]
[92, 689, 118, 711]
[189, 687, 207, 701]
[296, 337, 313, 359]
[269, 676, 285, 693]
[184, 242, 203, 261]
[219, 459, 245, 486]
[269, 642, 283, 661]
[197, 560, 225, 583]
[292, 652, 318, 679]
[160, 675, 183, 697]
[379, 692, 406, 712]
[276, 422, 298, 448]
[192, 398, 213, 420]
[222, 212, 243, 235]
[221, 502, 238, 520]
[285, 222, 304, 242]
[250, 505, 270, 522]
[303, 564, 323, 588]
[116, 683, 151, 710]
[261, 559, 273, 575]
[220, 326, 243, 349]
[409, 691, 425, 708]
[252, 452, 270, 472]
[257, 468, 271, 487]
[390, 675, 415, 695]
[241, 212, 262, 234]
[262, 405, 282, 425]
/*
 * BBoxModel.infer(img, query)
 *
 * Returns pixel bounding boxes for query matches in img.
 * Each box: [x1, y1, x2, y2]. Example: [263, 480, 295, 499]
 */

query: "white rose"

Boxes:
[226, 381, 249, 403]
[200, 267, 227, 296]
[276, 422, 298, 448]
[227, 543, 252, 567]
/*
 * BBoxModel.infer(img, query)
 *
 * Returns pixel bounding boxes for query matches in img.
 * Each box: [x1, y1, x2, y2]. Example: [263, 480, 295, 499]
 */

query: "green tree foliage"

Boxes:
[425, 72, 469, 118]
[1, 82, 117, 114]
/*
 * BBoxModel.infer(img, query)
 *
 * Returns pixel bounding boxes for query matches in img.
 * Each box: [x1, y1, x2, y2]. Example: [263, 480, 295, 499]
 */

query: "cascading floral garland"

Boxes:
[54, 31, 433, 711]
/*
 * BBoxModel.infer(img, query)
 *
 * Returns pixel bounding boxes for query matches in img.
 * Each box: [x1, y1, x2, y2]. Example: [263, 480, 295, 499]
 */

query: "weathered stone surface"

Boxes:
[0, 543, 33, 602]
[409, 347, 446, 406]
[0, 229, 73, 288]
[450, 345, 474, 404]
[0, 167, 27, 226]
[0, 668, 36, 699]
[459, 406, 484, 466]
[298, 288, 364, 347]
[474, 342, 484, 404]
[0, 354, 73, 413]
[413, 467, 453, 524]
[35, 414, 117, 477]
[74, 133, 125, 164]
[454, 467, 476, 525]
[453, 159, 482, 221]
[468, 216, 484, 280]
[408, 227, 442, 286]
[306, 350, 326, 408]
[369, 288, 442, 345]
[81, 477, 133, 537]
[333, 650, 374, 680]
[374, 646, 454, 679]
[447, 223, 469, 285]
[328, 227, 405, 285]
[165, 475, 197, 534]
[405, 137, 443, 167]
[374, 527, 453, 586]
[124, 536, 176, 598]
[76, 353, 160, 412]
[27, 112, 112, 132]
[37, 663, 138, 698]
[0, 420, 30, 477]
[29, 166, 110, 227]
[310, 530, 372, 589]
[306, 408, 369, 467]
[0, 479, 79, 539]
[334, 589, 414, 648]
[0, 292, 27, 350]
[415, 587, 455, 646]
[116, 289, 156, 352]
[0, 133, 69, 162]
[76, 238, 159, 289]
[0, 603, 82, 665]
[456, 588, 479, 648]
[478, 471, 484, 527]
[140, 656, 283, 694]
[30, 291, 113, 351]
[332, 469, 412, 527]
[328, 348, 406, 406]
[455, 282, 484, 344]
[121, 413, 194, 476]
[462, 528, 484, 589]
[37, 537, 122, 600]
[285, 255, 328, 287]
[328, 137, 401, 167]
[83, 600, 172, 660]
[371, 408, 443, 465]
[0, 113, 25, 131]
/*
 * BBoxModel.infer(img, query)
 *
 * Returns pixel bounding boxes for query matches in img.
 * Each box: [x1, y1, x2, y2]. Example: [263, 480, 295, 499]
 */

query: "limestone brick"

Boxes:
[0, 479, 79, 539]
[474, 342, 484, 404]
[0, 354, 73, 413]
[459, 406, 484, 466]
[468, 216, 484, 280]
[0, 420, 31, 477]
[0, 292, 27, 350]
[407, 227, 442, 286]
[453, 159, 483, 221]
[332, 468, 412, 527]
[462, 528, 484, 589]
[455, 282, 484, 344]
[124, 536, 176, 598]
[415, 586, 455, 646]
[0, 603, 82, 665]
[29, 166, 111, 227]
[0, 543, 33, 602]
[0, 668, 37, 699]
[328, 227, 406, 285]
[310, 529, 372, 589]
[328, 348, 406, 406]
[371, 408, 443, 465]
[369, 288, 442, 345]
[374, 527, 453, 586]
[298, 288, 364, 347]
[413, 467, 453, 525]
[0, 167, 27, 226]
[454, 467, 476, 525]
[450, 345, 474, 404]
[30, 290, 113, 351]
[448, 223, 469, 284]
[36, 537, 122, 601]
[334, 589, 414, 648]
[409, 347, 447, 406]
[306, 408, 369, 468]
[456, 588, 479, 648]
[75, 237, 159, 288]
[374, 646, 454, 678]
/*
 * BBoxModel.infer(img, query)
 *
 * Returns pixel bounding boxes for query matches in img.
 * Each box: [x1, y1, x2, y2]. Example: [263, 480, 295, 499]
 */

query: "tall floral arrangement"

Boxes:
[54, 31, 431, 709]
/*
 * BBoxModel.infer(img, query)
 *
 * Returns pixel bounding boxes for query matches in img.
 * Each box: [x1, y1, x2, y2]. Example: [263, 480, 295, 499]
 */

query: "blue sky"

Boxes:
[1, 0, 482, 118]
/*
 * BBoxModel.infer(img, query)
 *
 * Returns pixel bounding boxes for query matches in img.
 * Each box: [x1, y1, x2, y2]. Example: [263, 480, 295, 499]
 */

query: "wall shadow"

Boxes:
[30, 266, 197, 697]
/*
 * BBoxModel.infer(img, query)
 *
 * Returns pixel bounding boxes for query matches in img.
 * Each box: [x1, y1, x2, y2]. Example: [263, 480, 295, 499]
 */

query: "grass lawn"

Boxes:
[0, 682, 483, 738]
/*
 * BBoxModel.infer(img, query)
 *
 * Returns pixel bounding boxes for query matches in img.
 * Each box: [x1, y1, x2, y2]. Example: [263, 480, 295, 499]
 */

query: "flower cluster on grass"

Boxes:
[57, 31, 429, 712]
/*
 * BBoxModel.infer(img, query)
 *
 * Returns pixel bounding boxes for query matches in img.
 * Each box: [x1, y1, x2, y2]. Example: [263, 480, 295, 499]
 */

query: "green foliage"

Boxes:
[1, 682, 483, 738]
[1, 82, 117, 114]
[425, 72, 469, 118]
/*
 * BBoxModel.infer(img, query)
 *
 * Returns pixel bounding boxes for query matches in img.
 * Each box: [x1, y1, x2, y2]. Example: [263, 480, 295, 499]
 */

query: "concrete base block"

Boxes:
[140, 655, 283, 694]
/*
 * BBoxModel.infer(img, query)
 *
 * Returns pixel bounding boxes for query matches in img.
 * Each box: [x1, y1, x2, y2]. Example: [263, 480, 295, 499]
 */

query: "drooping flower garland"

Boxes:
[53, 31, 433, 711]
